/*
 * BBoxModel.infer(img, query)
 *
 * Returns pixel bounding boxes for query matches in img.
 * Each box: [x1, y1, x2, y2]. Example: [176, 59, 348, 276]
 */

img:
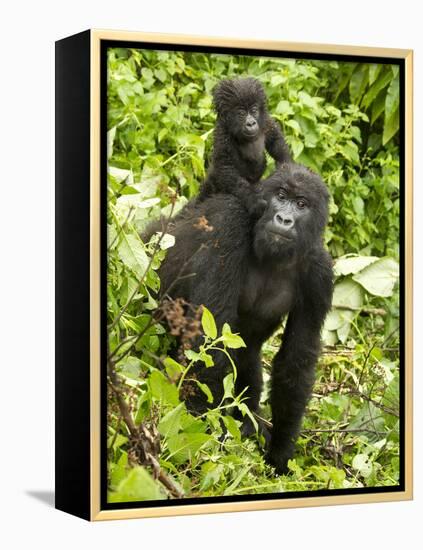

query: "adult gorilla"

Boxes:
[145, 163, 333, 474]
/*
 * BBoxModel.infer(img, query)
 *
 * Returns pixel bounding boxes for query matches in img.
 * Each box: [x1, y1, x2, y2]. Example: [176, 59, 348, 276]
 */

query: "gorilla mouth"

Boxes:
[268, 230, 294, 242]
[243, 127, 259, 138]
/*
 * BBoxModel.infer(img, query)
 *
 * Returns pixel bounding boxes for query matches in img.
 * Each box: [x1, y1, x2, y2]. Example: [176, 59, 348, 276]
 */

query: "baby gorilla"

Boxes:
[146, 164, 333, 474]
[198, 77, 292, 217]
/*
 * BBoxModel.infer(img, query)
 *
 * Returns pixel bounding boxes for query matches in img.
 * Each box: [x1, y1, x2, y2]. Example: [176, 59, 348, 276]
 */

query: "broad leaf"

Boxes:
[222, 323, 246, 349]
[118, 233, 149, 278]
[201, 306, 217, 340]
[334, 255, 379, 276]
[158, 403, 185, 438]
[353, 257, 399, 297]
[149, 370, 179, 406]
[167, 433, 211, 464]
[332, 279, 363, 309]
[109, 467, 165, 502]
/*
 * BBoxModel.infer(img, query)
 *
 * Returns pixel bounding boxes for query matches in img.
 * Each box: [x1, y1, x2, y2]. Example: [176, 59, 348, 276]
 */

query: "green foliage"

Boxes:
[324, 254, 399, 344]
[108, 51, 400, 259]
[107, 48, 400, 501]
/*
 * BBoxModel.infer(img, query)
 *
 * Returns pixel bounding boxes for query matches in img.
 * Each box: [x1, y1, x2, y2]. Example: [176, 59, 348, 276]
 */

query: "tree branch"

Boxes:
[332, 304, 387, 316]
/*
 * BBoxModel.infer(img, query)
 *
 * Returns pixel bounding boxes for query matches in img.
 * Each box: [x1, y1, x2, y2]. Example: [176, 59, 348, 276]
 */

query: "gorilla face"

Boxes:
[228, 103, 264, 141]
[253, 164, 329, 262]
[212, 77, 267, 142]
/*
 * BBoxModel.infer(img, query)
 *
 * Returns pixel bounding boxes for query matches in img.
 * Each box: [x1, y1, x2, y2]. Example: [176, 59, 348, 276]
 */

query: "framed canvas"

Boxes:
[55, 29, 413, 521]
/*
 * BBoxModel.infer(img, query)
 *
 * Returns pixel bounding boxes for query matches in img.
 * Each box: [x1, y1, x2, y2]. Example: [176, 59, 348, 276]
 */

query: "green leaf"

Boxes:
[298, 91, 322, 110]
[339, 141, 360, 165]
[108, 467, 165, 502]
[337, 322, 352, 344]
[200, 463, 224, 490]
[184, 349, 202, 363]
[352, 454, 373, 478]
[321, 327, 338, 346]
[385, 74, 400, 121]
[222, 373, 235, 400]
[368, 63, 382, 85]
[107, 433, 128, 451]
[201, 306, 217, 339]
[348, 402, 385, 442]
[382, 72, 400, 144]
[332, 279, 363, 309]
[324, 310, 347, 331]
[361, 67, 393, 109]
[275, 100, 294, 116]
[167, 432, 211, 464]
[223, 333, 246, 349]
[117, 356, 141, 380]
[383, 107, 399, 145]
[352, 196, 365, 216]
[334, 255, 379, 276]
[383, 371, 400, 410]
[195, 380, 214, 403]
[349, 65, 368, 104]
[352, 257, 399, 297]
[199, 350, 214, 367]
[285, 119, 302, 133]
[134, 391, 150, 425]
[110, 451, 128, 488]
[117, 194, 161, 212]
[135, 176, 160, 198]
[222, 415, 241, 441]
[118, 233, 149, 278]
[108, 166, 134, 185]
[237, 403, 258, 432]
[287, 136, 304, 159]
[157, 232, 175, 250]
[326, 279, 363, 343]
[287, 459, 302, 476]
[158, 402, 185, 438]
[149, 370, 180, 406]
[180, 413, 208, 434]
[164, 357, 184, 381]
[221, 323, 246, 349]
[270, 74, 286, 87]
[107, 127, 116, 160]
[223, 465, 251, 495]
[371, 89, 386, 124]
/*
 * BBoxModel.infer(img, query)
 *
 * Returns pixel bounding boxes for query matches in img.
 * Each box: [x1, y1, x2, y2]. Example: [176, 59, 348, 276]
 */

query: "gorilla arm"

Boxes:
[265, 117, 292, 166]
[267, 249, 333, 474]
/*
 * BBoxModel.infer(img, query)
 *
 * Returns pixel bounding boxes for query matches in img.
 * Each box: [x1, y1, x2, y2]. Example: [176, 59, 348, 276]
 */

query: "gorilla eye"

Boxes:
[250, 105, 259, 115]
[296, 199, 306, 209]
[278, 191, 286, 201]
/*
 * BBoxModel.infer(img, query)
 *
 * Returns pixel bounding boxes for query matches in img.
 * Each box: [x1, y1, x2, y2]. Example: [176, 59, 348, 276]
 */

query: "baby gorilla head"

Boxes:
[253, 164, 330, 261]
[212, 77, 267, 142]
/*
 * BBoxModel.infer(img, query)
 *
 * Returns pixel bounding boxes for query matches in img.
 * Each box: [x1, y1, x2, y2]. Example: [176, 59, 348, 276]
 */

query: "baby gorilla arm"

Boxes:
[265, 117, 292, 166]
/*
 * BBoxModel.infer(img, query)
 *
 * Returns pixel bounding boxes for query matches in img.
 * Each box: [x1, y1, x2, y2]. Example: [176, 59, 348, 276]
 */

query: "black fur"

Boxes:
[144, 164, 333, 474]
[198, 77, 292, 217]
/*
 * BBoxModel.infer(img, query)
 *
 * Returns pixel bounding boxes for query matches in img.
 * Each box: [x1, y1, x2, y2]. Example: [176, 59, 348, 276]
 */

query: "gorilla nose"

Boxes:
[246, 119, 257, 128]
[274, 212, 294, 229]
